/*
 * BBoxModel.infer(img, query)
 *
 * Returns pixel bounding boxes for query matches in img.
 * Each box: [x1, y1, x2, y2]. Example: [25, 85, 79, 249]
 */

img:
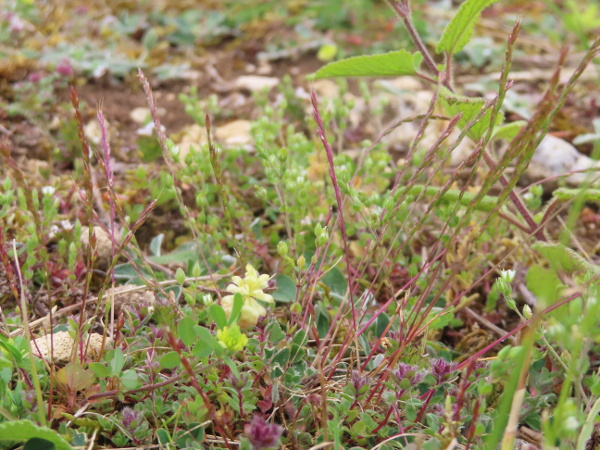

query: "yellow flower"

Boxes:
[221, 264, 274, 329]
[216, 325, 249, 352]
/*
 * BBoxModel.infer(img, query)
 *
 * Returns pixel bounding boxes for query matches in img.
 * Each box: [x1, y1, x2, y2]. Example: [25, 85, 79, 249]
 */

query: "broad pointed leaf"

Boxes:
[314, 50, 423, 79]
[437, 0, 499, 55]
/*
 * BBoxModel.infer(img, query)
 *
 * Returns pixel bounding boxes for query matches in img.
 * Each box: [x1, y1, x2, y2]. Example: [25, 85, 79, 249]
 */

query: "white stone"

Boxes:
[130, 107, 150, 124]
[312, 79, 340, 98]
[32, 331, 109, 364]
[216, 120, 253, 148]
[528, 135, 600, 187]
[83, 120, 103, 145]
[81, 226, 114, 267]
[177, 124, 208, 160]
[234, 75, 279, 92]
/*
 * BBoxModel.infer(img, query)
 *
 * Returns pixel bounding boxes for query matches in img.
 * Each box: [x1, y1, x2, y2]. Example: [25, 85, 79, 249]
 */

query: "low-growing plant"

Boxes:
[1, 0, 600, 449]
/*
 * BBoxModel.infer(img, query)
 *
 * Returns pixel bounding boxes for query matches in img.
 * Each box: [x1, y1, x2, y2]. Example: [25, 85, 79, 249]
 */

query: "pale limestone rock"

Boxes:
[104, 284, 155, 313]
[129, 107, 151, 124]
[177, 124, 208, 160]
[81, 226, 114, 267]
[234, 75, 279, 92]
[312, 79, 339, 99]
[527, 135, 600, 187]
[32, 331, 108, 363]
[83, 120, 103, 145]
[216, 120, 253, 148]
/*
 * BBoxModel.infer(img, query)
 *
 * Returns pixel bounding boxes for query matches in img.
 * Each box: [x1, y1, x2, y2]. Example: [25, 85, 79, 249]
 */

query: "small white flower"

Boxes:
[500, 269, 516, 283]
[41, 186, 55, 196]
[48, 225, 59, 239]
[563, 416, 580, 431]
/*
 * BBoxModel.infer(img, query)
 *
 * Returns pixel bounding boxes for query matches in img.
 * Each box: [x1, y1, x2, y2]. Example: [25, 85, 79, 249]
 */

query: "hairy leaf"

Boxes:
[0, 421, 72, 450]
[437, 0, 499, 55]
[314, 50, 423, 79]
[439, 87, 504, 141]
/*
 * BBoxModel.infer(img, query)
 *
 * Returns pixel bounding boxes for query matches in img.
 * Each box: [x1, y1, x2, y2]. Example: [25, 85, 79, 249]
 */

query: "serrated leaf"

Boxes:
[492, 121, 526, 141]
[266, 321, 285, 344]
[436, 0, 499, 55]
[314, 50, 423, 79]
[532, 242, 600, 277]
[159, 351, 181, 369]
[177, 317, 197, 348]
[427, 308, 456, 331]
[273, 274, 296, 303]
[439, 88, 503, 141]
[0, 421, 72, 450]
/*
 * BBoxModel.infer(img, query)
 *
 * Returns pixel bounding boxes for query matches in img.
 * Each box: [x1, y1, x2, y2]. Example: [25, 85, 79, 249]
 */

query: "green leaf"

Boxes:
[222, 355, 241, 380]
[24, 438, 55, 450]
[436, 0, 500, 55]
[272, 274, 297, 303]
[427, 308, 457, 331]
[290, 330, 308, 363]
[321, 267, 348, 296]
[492, 121, 526, 141]
[119, 369, 139, 390]
[156, 429, 171, 445]
[56, 362, 96, 391]
[194, 326, 220, 356]
[532, 242, 600, 277]
[553, 188, 600, 204]
[107, 349, 125, 376]
[292, 329, 308, 348]
[272, 347, 290, 367]
[317, 311, 330, 339]
[525, 265, 563, 305]
[206, 304, 225, 329]
[149, 233, 164, 257]
[375, 312, 390, 337]
[314, 50, 423, 79]
[191, 340, 212, 358]
[177, 317, 197, 348]
[159, 351, 181, 370]
[439, 88, 503, 141]
[89, 362, 111, 379]
[0, 421, 72, 450]
[266, 321, 285, 344]
[227, 293, 244, 326]
[113, 263, 149, 283]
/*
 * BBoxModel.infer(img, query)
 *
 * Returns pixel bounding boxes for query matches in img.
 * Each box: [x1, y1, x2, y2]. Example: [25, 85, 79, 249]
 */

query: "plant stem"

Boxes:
[13, 240, 46, 426]
[387, 0, 439, 77]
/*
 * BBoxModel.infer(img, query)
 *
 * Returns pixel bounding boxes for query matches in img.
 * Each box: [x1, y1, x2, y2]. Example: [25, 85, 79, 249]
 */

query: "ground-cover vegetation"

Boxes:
[1, 0, 600, 449]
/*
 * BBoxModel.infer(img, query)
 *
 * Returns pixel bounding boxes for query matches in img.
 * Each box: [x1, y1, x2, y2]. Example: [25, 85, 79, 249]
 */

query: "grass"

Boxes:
[1, 0, 600, 449]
